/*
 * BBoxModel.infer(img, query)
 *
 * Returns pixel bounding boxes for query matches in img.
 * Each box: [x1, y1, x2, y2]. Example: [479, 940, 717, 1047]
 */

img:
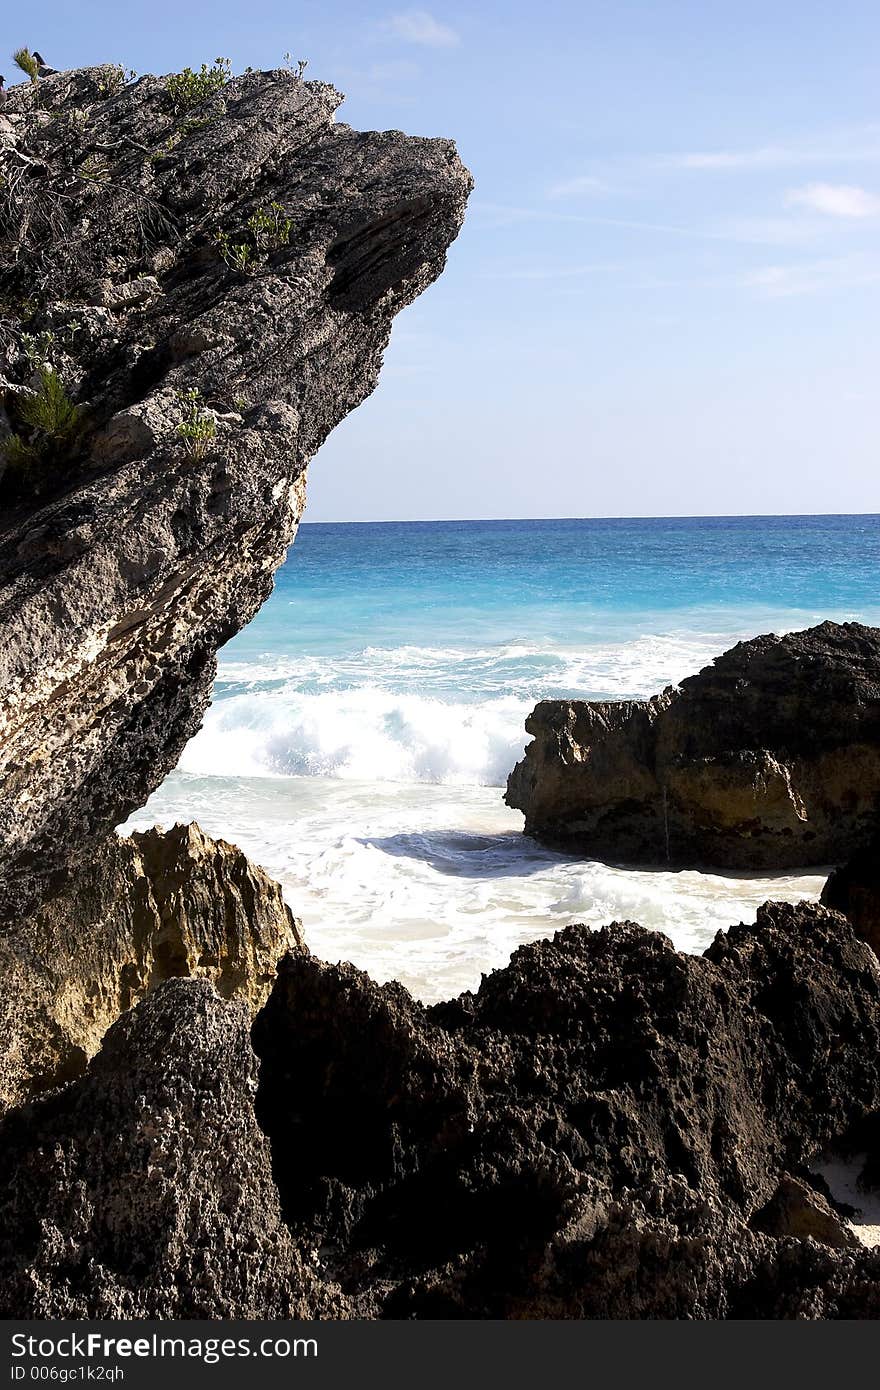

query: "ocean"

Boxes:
[126, 514, 880, 1002]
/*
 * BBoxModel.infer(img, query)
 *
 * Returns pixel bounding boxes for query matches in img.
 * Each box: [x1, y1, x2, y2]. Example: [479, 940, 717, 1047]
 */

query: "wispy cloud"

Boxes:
[663, 131, 880, 173]
[743, 257, 880, 297]
[712, 216, 822, 247]
[546, 174, 606, 199]
[384, 9, 460, 47]
[785, 183, 880, 218]
[470, 202, 823, 248]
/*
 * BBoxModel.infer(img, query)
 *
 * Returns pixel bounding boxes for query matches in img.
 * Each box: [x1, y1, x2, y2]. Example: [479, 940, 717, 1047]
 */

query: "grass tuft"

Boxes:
[12, 47, 40, 82]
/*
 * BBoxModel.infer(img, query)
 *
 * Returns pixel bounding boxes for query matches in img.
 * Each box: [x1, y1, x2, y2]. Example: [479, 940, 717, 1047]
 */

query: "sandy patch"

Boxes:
[812, 1155, 880, 1249]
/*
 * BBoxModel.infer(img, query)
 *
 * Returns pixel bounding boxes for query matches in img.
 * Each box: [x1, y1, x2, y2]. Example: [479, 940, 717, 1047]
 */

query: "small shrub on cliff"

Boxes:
[175, 388, 217, 459]
[247, 202, 292, 253]
[212, 204, 292, 276]
[12, 47, 39, 83]
[20, 329, 57, 368]
[18, 366, 82, 439]
[166, 58, 231, 113]
[212, 228, 255, 274]
[2, 367, 84, 497]
[97, 63, 137, 97]
[282, 54, 309, 80]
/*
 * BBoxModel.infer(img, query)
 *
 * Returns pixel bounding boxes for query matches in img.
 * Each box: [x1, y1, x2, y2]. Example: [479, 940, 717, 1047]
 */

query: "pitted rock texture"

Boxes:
[822, 837, 880, 956]
[0, 64, 471, 920]
[4, 901, 880, 1318]
[0, 979, 347, 1318]
[506, 621, 880, 870]
[248, 900, 880, 1317]
[0, 821, 302, 1111]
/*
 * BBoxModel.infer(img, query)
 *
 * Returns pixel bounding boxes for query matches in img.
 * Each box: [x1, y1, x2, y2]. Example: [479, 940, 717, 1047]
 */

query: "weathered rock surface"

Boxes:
[822, 837, 880, 955]
[0, 65, 471, 920]
[0, 979, 346, 1318]
[0, 821, 302, 1112]
[506, 621, 880, 869]
[4, 900, 880, 1318]
[2, 66, 879, 1323]
[246, 900, 880, 1317]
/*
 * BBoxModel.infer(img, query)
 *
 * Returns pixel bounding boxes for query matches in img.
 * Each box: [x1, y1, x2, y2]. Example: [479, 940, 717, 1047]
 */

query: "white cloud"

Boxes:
[672, 146, 811, 171]
[742, 258, 880, 297]
[546, 174, 606, 199]
[785, 182, 880, 218]
[385, 9, 460, 47]
[663, 132, 880, 173]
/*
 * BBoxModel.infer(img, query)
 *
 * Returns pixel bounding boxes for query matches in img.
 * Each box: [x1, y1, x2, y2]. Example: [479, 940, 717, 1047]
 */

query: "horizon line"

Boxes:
[300, 510, 880, 526]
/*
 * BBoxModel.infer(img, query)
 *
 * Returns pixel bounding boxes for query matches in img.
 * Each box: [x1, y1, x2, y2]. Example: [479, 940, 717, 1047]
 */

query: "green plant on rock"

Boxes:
[12, 47, 39, 82]
[97, 63, 137, 96]
[2, 367, 84, 494]
[282, 54, 308, 80]
[166, 57, 231, 113]
[18, 366, 82, 438]
[20, 329, 57, 368]
[2, 431, 40, 477]
[77, 152, 110, 182]
[175, 387, 217, 459]
[212, 227, 255, 274]
[148, 131, 182, 165]
[247, 202, 292, 253]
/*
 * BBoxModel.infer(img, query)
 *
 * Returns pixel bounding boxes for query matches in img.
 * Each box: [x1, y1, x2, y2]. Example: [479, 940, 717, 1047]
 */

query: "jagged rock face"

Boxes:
[0, 781, 865, 1314]
[4, 901, 880, 1318]
[250, 900, 880, 1317]
[0, 821, 302, 1111]
[822, 838, 880, 955]
[506, 621, 880, 869]
[0, 979, 348, 1318]
[0, 65, 471, 920]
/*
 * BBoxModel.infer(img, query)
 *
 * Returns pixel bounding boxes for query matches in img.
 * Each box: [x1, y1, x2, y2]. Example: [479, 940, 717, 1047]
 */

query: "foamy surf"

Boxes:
[124, 517, 879, 1001]
[180, 628, 748, 785]
[125, 773, 826, 1003]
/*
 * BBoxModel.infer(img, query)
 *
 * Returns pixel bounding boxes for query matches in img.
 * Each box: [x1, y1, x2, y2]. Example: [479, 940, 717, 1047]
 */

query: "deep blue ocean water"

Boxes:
[130, 514, 880, 999]
[223, 513, 880, 697]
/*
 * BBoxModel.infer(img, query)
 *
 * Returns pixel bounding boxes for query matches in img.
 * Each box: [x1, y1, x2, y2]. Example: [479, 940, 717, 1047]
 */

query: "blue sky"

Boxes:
[13, 3, 880, 518]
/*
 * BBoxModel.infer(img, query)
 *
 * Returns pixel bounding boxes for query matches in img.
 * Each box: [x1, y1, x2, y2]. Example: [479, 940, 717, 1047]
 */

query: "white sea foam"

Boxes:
[215, 630, 732, 699]
[185, 629, 744, 787]
[125, 774, 826, 1003]
[179, 688, 535, 785]
[130, 620, 830, 1000]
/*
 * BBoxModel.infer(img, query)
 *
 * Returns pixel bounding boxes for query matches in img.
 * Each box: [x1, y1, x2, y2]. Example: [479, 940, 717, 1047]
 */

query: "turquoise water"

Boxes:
[130, 515, 879, 999]
[226, 512, 880, 675]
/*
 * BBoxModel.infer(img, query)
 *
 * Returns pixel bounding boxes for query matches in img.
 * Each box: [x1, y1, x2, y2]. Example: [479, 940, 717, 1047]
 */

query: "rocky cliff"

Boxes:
[4, 901, 880, 1318]
[0, 63, 471, 922]
[2, 64, 880, 1323]
[506, 621, 880, 870]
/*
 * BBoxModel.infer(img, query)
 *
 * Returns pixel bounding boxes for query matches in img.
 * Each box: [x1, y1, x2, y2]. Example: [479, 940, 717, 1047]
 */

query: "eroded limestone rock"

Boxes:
[0, 65, 471, 920]
[822, 837, 880, 955]
[0, 979, 347, 1318]
[506, 621, 880, 869]
[249, 899, 880, 1317]
[0, 822, 302, 1111]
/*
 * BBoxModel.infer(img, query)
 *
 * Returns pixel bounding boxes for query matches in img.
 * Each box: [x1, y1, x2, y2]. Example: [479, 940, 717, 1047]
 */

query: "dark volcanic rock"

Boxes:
[0, 65, 471, 920]
[251, 899, 880, 1317]
[506, 621, 880, 869]
[0, 979, 347, 1318]
[3, 894, 880, 1319]
[822, 837, 880, 955]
